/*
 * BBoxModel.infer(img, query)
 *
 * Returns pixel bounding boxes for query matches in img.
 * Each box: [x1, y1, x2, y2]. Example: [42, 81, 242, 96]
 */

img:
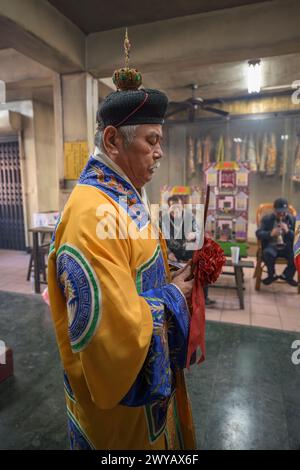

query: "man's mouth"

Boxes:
[149, 162, 161, 173]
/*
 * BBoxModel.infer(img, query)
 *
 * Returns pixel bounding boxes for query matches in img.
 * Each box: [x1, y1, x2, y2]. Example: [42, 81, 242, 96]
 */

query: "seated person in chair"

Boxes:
[161, 195, 216, 306]
[256, 198, 297, 286]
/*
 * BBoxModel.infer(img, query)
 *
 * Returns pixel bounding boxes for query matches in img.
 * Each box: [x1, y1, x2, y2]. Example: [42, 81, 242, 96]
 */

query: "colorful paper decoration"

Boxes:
[206, 166, 218, 186]
[196, 138, 202, 165]
[215, 135, 225, 163]
[247, 134, 257, 171]
[236, 191, 248, 211]
[160, 185, 201, 205]
[236, 215, 247, 240]
[292, 136, 300, 182]
[208, 191, 216, 211]
[236, 166, 249, 186]
[219, 169, 235, 188]
[217, 195, 235, 213]
[203, 135, 212, 169]
[187, 135, 196, 179]
[205, 162, 250, 242]
[64, 141, 89, 180]
[266, 132, 277, 176]
[240, 136, 247, 162]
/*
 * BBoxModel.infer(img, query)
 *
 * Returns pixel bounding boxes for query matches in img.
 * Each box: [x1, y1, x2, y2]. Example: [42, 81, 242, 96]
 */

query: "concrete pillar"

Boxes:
[53, 72, 98, 209]
[32, 100, 56, 213]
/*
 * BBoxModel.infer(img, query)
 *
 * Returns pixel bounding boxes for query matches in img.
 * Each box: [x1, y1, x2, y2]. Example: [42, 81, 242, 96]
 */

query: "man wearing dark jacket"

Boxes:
[256, 198, 297, 286]
[161, 195, 216, 306]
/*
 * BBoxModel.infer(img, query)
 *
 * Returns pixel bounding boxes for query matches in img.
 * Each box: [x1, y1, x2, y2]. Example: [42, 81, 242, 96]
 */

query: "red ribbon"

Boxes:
[295, 254, 300, 274]
[186, 237, 226, 369]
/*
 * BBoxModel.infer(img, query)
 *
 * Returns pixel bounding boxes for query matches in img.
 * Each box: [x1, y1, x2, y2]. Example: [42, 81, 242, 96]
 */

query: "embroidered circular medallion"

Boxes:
[57, 244, 101, 352]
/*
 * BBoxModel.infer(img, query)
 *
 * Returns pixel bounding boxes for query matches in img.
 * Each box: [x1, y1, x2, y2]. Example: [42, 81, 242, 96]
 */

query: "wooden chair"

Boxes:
[254, 203, 300, 292]
[26, 244, 49, 282]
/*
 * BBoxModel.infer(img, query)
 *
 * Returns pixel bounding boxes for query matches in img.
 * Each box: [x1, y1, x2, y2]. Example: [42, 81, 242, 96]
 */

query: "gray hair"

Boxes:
[95, 125, 138, 153]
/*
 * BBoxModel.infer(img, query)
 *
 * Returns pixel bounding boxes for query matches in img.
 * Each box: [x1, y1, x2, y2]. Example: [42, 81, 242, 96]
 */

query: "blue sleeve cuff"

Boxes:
[161, 283, 190, 370]
[120, 284, 190, 407]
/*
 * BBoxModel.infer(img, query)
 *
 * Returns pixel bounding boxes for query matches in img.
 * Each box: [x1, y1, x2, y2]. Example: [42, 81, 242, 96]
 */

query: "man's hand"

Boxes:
[271, 227, 281, 237]
[171, 262, 194, 298]
[171, 261, 189, 280]
[279, 222, 289, 233]
[168, 252, 177, 262]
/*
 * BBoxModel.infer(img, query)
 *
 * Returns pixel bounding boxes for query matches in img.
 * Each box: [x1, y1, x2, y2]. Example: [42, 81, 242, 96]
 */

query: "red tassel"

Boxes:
[186, 237, 225, 369]
[186, 283, 206, 369]
[295, 254, 300, 275]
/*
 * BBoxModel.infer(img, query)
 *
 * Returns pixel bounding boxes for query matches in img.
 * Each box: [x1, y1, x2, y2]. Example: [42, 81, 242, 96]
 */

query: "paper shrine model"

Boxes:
[160, 185, 205, 247]
[205, 162, 250, 242]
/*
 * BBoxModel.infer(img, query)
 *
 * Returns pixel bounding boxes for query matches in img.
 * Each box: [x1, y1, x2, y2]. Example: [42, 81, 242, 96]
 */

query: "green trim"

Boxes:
[144, 403, 167, 443]
[144, 390, 176, 444]
[142, 296, 162, 303]
[173, 396, 184, 450]
[57, 244, 101, 352]
[136, 244, 160, 294]
[49, 241, 55, 257]
[66, 407, 95, 449]
[48, 213, 63, 257]
[64, 386, 76, 403]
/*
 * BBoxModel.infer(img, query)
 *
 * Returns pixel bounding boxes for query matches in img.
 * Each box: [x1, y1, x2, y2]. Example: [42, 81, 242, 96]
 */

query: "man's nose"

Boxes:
[154, 144, 163, 160]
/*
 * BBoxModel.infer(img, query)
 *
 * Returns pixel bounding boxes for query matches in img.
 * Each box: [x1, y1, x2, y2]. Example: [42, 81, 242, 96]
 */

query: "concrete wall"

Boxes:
[33, 100, 57, 212]
[62, 74, 87, 142]
[58, 73, 98, 199]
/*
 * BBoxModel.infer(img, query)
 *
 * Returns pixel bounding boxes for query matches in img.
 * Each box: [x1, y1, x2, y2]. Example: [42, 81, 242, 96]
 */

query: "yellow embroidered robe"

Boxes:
[48, 153, 196, 450]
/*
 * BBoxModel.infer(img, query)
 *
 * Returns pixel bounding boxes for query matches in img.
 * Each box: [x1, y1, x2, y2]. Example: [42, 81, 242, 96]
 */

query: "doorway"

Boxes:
[0, 137, 26, 250]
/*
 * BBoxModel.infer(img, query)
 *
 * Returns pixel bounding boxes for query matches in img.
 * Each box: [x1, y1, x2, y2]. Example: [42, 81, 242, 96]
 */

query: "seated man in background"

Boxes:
[256, 198, 297, 286]
[161, 195, 216, 306]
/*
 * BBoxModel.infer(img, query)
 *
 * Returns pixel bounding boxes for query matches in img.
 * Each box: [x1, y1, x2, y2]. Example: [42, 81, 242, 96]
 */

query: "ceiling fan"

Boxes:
[166, 84, 229, 121]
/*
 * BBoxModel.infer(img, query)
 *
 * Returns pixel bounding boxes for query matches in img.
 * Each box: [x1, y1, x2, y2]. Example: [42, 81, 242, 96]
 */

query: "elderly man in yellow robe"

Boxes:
[48, 52, 197, 449]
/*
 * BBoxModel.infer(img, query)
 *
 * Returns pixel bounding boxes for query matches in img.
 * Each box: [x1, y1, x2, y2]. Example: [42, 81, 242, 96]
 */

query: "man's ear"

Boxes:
[103, 126, 119, 155]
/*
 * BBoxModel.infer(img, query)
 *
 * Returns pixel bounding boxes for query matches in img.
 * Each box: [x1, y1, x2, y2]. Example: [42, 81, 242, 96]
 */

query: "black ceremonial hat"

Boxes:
[96, 29, 168, 129]
[98, 88, 168, 129]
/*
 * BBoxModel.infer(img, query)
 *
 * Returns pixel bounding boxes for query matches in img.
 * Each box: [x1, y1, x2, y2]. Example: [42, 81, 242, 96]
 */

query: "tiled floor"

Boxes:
[0, 249, 33, 295]
[0, 250, 299, 332]
[205, 257, 300, 332]
[1, 290, 299, 449]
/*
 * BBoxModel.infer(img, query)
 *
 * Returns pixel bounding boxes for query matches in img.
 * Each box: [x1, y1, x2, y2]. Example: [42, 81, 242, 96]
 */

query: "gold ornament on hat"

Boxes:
[112, 28, 142, 91]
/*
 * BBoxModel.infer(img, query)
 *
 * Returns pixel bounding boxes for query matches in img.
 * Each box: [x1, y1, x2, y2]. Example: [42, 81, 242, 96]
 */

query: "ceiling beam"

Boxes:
[0, 0, 85, 73]
[0, 49, 54, 83]
[87, 0, 300, 77]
